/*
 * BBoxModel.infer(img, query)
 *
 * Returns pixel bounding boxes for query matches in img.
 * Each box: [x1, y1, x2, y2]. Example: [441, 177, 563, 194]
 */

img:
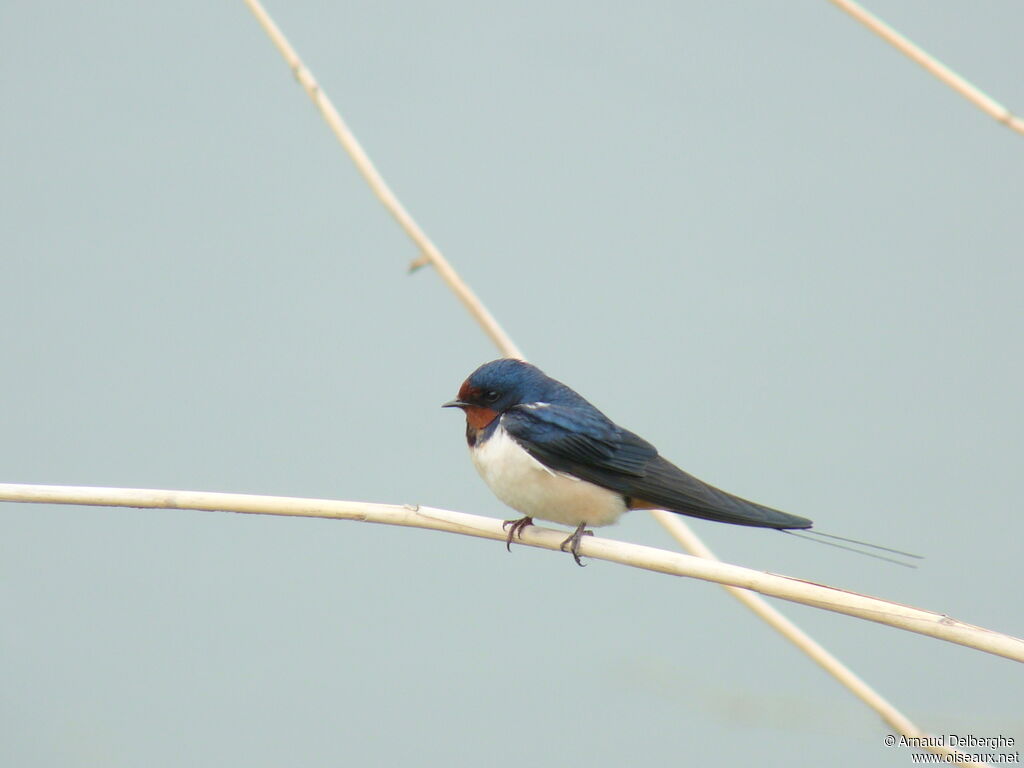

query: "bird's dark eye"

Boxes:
[483, 390, 500, 404]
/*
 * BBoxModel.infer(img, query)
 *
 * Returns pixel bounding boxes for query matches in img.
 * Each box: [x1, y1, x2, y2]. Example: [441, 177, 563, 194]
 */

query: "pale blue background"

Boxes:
[2, 2, 1021, 766]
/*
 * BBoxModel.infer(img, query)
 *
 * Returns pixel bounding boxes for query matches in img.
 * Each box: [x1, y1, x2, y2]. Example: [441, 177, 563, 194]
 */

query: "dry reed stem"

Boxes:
[3, 482, 1022, 678]
[241, 0, 523, 359]
[652, 512, 981, 765]
[828, 0, 1024, 135]
[239, 1, 1004, 760]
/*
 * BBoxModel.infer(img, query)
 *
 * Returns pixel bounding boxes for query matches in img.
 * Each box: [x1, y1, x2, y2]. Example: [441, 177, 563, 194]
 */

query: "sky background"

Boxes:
[2, 1, 1022, 766]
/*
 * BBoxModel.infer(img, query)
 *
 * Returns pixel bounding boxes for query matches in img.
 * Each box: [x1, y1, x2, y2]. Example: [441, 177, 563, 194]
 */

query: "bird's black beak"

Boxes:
[442, 399, 470, 409]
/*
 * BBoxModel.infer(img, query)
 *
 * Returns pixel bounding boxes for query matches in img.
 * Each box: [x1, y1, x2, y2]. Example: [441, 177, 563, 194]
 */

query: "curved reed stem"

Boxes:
[3, 482, 1021, 678]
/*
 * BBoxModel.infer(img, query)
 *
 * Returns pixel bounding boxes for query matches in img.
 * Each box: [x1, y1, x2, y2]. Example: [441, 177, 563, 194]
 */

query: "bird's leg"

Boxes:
[501, 516, 534, 552]
[559, 521, 594, 567]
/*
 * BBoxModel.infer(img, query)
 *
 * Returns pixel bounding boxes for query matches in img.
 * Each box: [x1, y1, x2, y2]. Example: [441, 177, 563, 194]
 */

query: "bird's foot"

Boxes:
[502, 516, 534, 552]
[559, 522, 594, 567]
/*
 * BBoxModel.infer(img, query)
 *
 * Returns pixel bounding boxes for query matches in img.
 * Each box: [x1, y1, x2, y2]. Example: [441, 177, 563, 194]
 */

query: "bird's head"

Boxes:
[442, 358, 550, 430]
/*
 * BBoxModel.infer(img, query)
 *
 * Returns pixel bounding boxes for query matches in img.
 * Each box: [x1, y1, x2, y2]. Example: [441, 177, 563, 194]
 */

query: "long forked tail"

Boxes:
[783, 529, 924, 568]
[625, 457, 922, 566]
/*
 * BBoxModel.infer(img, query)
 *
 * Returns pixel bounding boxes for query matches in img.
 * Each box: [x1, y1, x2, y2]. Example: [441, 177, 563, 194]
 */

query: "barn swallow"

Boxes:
[443, 358, 813, 565]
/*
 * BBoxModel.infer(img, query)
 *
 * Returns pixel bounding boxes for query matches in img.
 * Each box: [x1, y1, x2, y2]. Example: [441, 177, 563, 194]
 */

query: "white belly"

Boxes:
[470, 423, 627, 528]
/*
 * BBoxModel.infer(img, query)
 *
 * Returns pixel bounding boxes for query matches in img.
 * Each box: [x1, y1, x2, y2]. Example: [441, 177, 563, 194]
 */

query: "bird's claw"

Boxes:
[560, 522, 594, 567]
[502, 516, 534, 552]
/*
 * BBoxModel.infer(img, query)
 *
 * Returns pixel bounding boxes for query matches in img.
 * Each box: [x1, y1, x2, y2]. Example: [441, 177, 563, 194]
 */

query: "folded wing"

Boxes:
[502, 404, 812, 530]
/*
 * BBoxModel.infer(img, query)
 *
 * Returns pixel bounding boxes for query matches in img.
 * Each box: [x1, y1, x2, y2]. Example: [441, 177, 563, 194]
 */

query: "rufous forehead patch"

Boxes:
[457, 380, 481, 401]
